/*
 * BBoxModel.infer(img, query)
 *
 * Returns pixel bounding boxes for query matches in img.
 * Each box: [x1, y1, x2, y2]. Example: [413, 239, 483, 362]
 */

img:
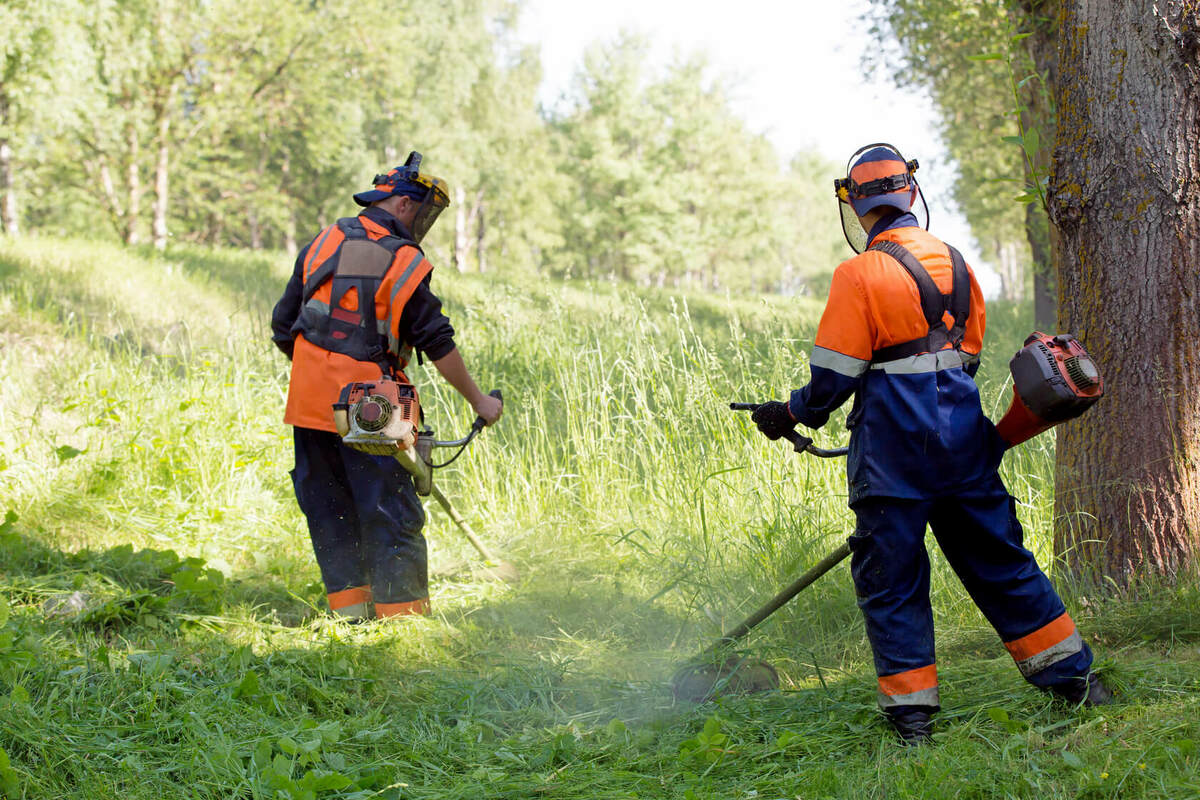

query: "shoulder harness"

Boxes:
[868, 239, 970, 362]
[291, 216, 424, 373]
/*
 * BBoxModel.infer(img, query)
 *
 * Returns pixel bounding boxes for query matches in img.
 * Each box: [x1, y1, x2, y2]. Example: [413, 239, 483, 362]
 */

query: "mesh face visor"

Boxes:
[408, 176, 449, 243]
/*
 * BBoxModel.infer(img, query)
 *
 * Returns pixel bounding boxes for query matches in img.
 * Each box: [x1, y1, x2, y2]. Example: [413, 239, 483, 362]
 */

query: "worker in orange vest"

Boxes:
[752, 144, 1110, 744]
[271, 152, 502, 621]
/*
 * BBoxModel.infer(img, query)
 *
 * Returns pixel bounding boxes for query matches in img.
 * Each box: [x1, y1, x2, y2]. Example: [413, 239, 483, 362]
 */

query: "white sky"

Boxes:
[517, 0, 1002, 296]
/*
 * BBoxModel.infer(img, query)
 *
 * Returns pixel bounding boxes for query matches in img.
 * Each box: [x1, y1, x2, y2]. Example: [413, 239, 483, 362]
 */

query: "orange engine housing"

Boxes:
[333, 377, 421, 455]
[995, 332, 1103, 447]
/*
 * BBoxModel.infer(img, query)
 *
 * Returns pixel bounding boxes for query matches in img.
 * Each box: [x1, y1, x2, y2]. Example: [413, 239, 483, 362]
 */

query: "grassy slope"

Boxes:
[0, 236, 1197, 799]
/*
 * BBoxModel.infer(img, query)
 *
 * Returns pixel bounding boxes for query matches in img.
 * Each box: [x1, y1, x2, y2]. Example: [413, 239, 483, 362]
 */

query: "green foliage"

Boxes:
[867, 0, 1055, 302]
[2, 237, 1200, 797]
[3, 1, 839, 293]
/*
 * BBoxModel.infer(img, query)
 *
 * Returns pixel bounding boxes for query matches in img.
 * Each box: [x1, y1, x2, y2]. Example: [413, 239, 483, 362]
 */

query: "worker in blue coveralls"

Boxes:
[751, 143, 1112, 744]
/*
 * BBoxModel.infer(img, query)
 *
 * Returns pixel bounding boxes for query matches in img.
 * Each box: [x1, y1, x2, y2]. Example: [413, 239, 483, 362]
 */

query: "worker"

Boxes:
[271, 152, 502, 622]
[751, 144, 1111, 744]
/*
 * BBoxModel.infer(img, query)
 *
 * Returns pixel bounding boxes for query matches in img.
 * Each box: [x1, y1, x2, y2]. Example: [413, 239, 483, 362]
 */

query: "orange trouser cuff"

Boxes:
[375, 597, 431, 618]
[327, 586, 372, 618]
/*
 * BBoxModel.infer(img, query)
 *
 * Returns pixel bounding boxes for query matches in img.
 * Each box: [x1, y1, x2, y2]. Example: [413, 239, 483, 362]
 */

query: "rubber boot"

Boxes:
[886, 708, 934, 745]
[1050, 672, 1113, 706]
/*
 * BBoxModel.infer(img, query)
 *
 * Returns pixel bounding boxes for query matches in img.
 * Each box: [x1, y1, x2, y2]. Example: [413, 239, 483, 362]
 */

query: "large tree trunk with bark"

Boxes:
[1049, 1, 1200, 585]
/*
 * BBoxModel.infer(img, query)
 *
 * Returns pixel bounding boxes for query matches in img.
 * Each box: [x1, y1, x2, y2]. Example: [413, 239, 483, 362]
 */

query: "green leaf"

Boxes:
[0, 747, 21, 796]
[277, 736, 299, 756]
[233, 670, 260, 700]
[967, 52, 1005, 62]
[0, 510, 16, 535]
[0, 598, 9, 629]
[54, 445, 85, 461]
[1061, 750, 1084, 768]
[987, 708, 1010, 724]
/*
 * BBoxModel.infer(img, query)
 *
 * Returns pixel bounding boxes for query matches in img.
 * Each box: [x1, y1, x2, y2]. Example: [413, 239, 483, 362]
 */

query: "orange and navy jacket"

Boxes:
[789, 213, 1004, 501]
[271, 206, 456, 433]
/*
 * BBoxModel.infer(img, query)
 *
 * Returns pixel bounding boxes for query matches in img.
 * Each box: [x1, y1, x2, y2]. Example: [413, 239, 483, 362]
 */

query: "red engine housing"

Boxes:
[995, 332, 1104, 447]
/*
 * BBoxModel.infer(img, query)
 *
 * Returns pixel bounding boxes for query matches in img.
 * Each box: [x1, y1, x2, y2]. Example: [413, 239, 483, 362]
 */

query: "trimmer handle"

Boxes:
[471, 389, 503, 433]
[729, 400, 848, 458]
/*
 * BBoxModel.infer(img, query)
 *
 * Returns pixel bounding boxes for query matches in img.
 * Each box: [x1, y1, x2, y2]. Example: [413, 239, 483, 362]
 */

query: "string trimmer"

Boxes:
[333, 378, 518, 582]
[670, 402, 850, 703]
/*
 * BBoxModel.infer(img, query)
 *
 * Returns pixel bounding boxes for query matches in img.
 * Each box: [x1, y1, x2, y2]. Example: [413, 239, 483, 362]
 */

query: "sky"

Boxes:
[517, 0, 1003, 296]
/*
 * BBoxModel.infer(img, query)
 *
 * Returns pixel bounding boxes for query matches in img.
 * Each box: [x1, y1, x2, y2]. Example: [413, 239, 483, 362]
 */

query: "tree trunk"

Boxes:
[1015, 0, 1061, 330]
[476, 198, 487, 273]
[152, 110, 170, 251]
[0, 139, 17, 236]
[1028, 203, 1058, 329]
[126, 122, 140, 246]
[454, 184, 468, 271]
[1049, 0, 1200, 586]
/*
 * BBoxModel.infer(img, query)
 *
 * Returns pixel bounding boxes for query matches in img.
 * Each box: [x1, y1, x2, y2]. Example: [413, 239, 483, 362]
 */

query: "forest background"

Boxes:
[0, 0, 1048, 300]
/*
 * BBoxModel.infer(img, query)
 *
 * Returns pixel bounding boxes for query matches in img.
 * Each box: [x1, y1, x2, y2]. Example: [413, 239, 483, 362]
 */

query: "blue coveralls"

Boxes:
[788, 214, 1092, 710]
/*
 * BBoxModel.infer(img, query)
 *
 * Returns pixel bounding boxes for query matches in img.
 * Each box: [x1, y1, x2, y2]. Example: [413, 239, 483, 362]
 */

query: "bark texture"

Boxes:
[1050, 1, 1200, 584]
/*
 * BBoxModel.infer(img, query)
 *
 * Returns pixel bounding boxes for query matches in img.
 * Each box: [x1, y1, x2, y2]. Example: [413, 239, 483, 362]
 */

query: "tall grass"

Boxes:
[1, 235, 1198, 798]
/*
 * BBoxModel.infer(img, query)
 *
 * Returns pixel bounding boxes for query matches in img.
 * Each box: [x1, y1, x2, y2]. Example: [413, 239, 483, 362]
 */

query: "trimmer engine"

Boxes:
[995, 332, 1104, 447]
[333, 377, 421, 456]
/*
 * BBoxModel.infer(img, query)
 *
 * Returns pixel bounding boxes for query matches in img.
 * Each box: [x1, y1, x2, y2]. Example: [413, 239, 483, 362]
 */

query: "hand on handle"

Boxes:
[750, 400, 797, 441]
[472, 389, 503, 430]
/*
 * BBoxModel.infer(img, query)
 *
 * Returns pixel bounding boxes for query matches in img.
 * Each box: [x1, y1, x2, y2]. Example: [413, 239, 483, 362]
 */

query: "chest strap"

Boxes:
[869, 240, 970, 363]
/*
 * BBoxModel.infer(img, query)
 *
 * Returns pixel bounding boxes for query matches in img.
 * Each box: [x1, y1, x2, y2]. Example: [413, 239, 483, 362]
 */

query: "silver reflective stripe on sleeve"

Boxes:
[877, 686, 940, 709]
[871, 348, 967, 374]
[304, 298, 330, 315]
[811, 345, 870, 378]
[1013, 630, 1085, 677]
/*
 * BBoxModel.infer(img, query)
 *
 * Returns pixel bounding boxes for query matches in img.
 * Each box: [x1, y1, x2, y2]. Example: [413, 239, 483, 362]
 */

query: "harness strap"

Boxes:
[868, 240, 970, 363]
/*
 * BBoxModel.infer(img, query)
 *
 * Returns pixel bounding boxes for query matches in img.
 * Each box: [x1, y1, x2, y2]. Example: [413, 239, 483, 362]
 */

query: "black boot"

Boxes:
[1050, 672, 1114, 706]
[886, 708, 934, 745]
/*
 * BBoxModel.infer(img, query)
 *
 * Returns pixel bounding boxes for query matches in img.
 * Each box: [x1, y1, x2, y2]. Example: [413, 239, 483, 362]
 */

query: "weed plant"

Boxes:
[0, 236, 1198, 798]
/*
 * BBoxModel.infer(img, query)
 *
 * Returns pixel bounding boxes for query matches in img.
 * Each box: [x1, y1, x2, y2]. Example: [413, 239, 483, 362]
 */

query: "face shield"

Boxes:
[834, 143, 929, 254]
[406, 174, 450, 244]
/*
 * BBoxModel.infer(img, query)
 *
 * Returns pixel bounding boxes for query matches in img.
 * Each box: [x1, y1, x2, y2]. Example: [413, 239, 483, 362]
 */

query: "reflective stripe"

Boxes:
[332, 602, 370, 619]
[1013, 630, 1085, 677]
[387, 252, 425, 308]
[1004, 612, 1085, 677]
[328, 586, 371, 618]
[304, 225, 338, 277]
[811, 345, 869, 378]
[871, 348, 968, 374]
[376, 597, 430, 618]
[877, 686, 940, 709]
[305, 298, 330, 315]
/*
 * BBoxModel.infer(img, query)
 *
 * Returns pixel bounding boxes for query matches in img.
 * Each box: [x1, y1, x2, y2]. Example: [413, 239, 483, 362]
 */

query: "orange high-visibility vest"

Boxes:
[284, 214, 432, 432]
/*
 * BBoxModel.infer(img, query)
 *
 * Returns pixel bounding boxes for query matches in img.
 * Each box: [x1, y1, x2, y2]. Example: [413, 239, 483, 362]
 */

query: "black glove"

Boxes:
[751, 401, 796, 441]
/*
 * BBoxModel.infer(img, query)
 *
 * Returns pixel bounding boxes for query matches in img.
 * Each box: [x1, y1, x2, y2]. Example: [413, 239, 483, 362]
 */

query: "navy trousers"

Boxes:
[849, 472, 1093, 710]
[290, 427, 428, 616]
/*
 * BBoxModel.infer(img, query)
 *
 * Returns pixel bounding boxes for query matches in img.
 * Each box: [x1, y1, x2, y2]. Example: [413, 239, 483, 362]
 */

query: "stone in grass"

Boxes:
[41, 591, 90, 618]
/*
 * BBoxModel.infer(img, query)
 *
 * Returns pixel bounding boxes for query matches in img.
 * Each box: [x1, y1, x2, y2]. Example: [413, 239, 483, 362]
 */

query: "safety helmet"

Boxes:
[833, 143, 929, 254]
[352, 151, 450, 243]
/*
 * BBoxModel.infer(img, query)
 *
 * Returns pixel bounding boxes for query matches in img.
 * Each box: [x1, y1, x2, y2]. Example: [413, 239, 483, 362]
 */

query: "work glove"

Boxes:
[751, 401, 796, 441]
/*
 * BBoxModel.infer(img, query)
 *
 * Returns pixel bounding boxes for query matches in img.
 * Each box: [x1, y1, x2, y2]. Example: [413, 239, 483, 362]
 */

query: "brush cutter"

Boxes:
[334, 380, 519, 582]
[670, 402, 850, 703]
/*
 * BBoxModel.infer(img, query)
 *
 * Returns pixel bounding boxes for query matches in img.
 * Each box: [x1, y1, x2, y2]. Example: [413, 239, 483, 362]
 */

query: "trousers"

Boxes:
[849, 472, 1092, 710]
[290, 426, 429, 617]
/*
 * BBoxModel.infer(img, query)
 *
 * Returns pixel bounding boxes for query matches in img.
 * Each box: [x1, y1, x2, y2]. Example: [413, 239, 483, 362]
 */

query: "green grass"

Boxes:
[0, 234, 1198, 798]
